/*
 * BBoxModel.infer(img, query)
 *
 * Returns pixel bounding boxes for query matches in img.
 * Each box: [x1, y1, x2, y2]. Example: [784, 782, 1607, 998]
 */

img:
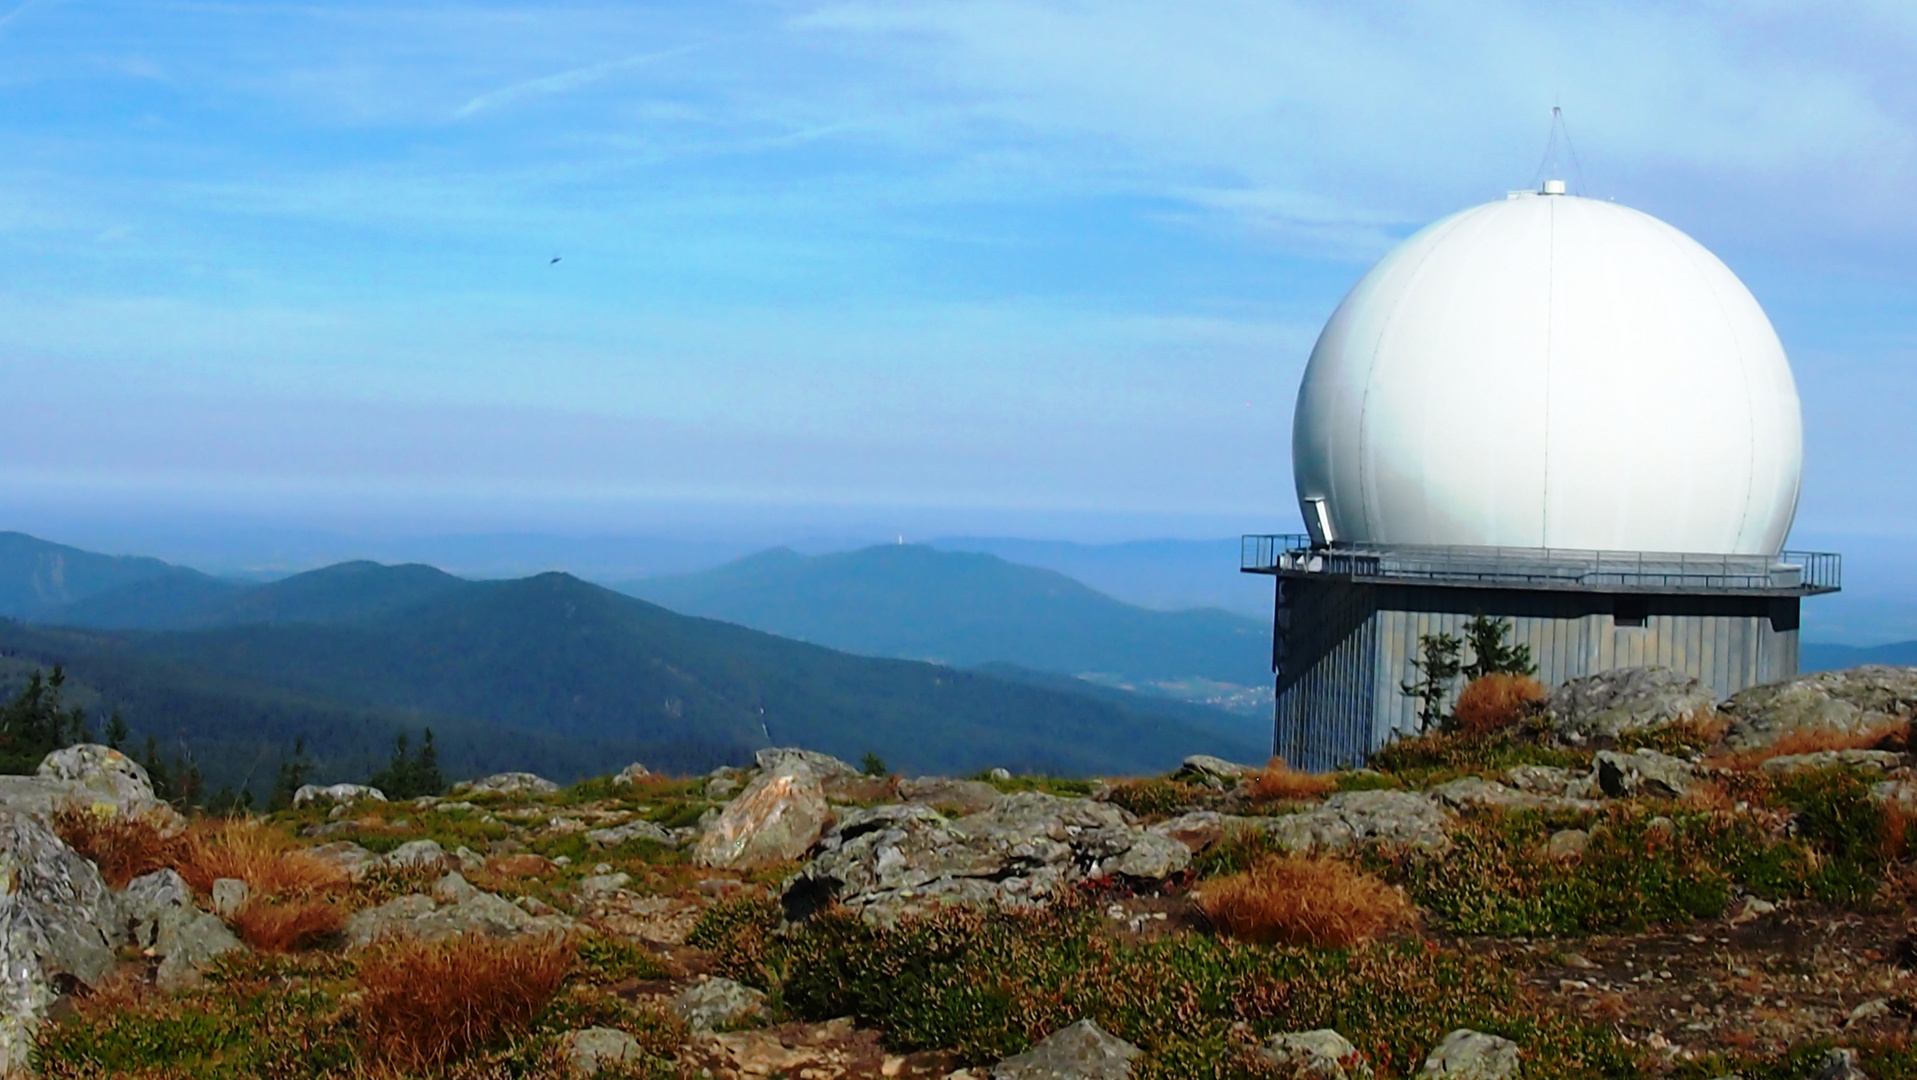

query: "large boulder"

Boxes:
[784, 794, 1189, 923]
[455, 772, 561, 797]
[1592, 749, 1694, 799]
[992, 1019, 1141, 1080]
[670, 976, 769, 1033]
[1418, 1029, 1519, 1079]
[1722, 666, 1917, 751]
[121, 869, 245, 990]
[0, 744, 168, 822]
[1265, 790, 1451, 854]
[694, 758, 833, 870]
[342, 872, 572, 947]
[1174, 755, 1256, 789]
[1261, 1029, 1373, 1079]
[898, 776, 1002, 816]
[1545, 667, 1716, 740]
[0, 810, 129, 1071]
[753, 748, 873, 801]
[292, 783, 387, 808]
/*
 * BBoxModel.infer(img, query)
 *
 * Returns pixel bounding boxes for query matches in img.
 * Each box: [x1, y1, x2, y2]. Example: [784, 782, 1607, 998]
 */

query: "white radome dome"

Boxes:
[1292, 188, 1802, 557]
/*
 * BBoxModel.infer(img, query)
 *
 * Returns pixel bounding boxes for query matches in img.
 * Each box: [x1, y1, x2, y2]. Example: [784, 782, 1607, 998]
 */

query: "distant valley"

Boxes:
[0, 532, 1269, 796]
[617, 543, 1272, 708]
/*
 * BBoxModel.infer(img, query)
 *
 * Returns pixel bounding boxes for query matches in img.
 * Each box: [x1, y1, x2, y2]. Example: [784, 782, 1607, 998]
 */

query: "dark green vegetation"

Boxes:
[1803, 639, 1917, 671]
[690, 894, 1634, 1080]
[0, 666, 91, 773]
[619, 544, 1270, 688]
[0, 531, 221, 622]
[0, 534, 1265, 797]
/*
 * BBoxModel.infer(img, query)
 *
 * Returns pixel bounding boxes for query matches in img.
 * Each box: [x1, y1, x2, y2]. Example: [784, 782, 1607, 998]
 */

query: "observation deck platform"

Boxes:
[1241, 535, 1840, 598]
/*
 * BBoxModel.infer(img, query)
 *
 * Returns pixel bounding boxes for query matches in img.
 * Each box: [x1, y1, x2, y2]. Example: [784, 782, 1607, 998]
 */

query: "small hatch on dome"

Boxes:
[1542, 179, 1566, 195]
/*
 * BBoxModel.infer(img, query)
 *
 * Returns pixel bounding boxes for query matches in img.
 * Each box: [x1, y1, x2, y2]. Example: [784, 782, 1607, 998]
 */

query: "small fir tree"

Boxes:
[1460, 614, 1536, 681]
[0, 667, 90, 773]
[268, 737, 314, 812]
[1401, 632, 1464, 731]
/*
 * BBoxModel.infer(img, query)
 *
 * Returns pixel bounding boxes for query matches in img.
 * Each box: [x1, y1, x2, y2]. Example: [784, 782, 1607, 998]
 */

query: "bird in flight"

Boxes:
[549, 256, 562, 265]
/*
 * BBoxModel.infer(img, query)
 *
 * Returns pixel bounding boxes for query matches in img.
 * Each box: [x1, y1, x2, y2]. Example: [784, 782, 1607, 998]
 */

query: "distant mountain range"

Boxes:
[0, 532, 1269, 793]
[616, 544, 1271, 690]
[1802, 640, 1917, 672]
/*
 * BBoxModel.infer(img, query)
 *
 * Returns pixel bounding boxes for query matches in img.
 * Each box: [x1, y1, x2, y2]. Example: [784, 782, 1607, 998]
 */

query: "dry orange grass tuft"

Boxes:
[230, 897, 348, 953]
[1451, 673, 1546, 737]
[1198, 854, 1414, 947]
[1707, 720, 1910, 772]
[176, 819, 349, 900]
[50, 805, 186, 889]
[356, 933, 575, 1071]
[1247, 758, 1337, 802]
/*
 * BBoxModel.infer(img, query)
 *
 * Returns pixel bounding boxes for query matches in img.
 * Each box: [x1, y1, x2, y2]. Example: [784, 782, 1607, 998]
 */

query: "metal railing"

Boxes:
[1242, 535, 1840, 595]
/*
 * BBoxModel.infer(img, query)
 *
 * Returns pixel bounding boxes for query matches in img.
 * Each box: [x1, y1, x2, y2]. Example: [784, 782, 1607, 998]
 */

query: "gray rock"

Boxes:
[1149, 811, 1230, 853]
[1265, 790, 1451, 854]
[670, 976, 769, 1032]
[993, 1019, 1141, 1080]
[1504, 765, 1582, 797]
[0, 810, 130, 1069]
[1175, 755, 1256, 789]
[453, 846, 485, 874]
[1545, 667, 1716, 739]
[456, 772, 561, 797]
[1544, 829, 1590, 859]
[706, 776, 741, 800]
[154, 906, 244, 990]
[577, 872, 633, 897]
[989, 768, 1013, 781]
[1593, 749, 1694, 799]
[585, 819, 676, 848]
[786, 794, 1189, 923]
[1814, 1048, 1868, 1080]
[694, 758, 832, 869]
[1419, 1029, 1520, 1079]
[291, 782, 387, 807]
[0, 746, 170, 824]
[211, 877, 249, 918]
[1261, 1029, 1373, 1079]
[611, 762, 652, 785]
[307, 841, 380, 879]
[119, 868, 244, 989]
[1723, 666, 1917, 751]
[1761, 749, 1904, 776]
[431, 871, 480, 905]
[754, 747, 860, 783]
[564, 1026, 645, 1075]
[342, 884, 573, 948]
[899, 777, 1003, 816]
[383, 839, 448, 871]
[1430, 777, 1544, 813]
[39, 748, 156, 798]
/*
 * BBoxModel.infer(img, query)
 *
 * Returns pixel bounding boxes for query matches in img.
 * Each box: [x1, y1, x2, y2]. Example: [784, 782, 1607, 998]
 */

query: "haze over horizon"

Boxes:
[6, 2, 1916, 640]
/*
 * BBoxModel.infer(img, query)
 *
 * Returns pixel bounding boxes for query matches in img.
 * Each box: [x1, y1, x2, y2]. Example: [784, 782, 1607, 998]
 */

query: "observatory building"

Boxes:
[1244, 180, 1840, 770]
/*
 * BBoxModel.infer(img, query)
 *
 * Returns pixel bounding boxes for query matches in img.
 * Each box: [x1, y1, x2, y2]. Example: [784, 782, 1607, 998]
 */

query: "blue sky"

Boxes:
[3, 3, 1915, 588]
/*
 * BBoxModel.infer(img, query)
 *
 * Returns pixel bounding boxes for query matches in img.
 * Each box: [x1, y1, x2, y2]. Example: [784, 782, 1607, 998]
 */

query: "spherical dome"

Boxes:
[1292, 189, 1802, 556]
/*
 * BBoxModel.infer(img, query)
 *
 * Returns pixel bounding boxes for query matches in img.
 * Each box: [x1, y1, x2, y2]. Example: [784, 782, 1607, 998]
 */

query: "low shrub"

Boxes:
[1451, 673, 1547, 737]
[705, 897, 1634, 1079]
[1196, 855, 1413, 947]
[1370, 723, 1588, 783]
[1190, 825, 1290, 880]
[1104, 777, 1203, 818]
[1616, 710, 1729, 756]
[1246, 758, 1337, 802]
[1708, 721, 1909, 772]
[228, 897, 347, 953]
[356, 933, 575, 1072]
[177, 819, 349, 901]
[50, 806, 184, 889]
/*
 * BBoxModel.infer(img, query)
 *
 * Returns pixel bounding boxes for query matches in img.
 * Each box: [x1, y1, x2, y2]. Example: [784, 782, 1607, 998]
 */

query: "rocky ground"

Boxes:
[4, 664, 1917, 1078]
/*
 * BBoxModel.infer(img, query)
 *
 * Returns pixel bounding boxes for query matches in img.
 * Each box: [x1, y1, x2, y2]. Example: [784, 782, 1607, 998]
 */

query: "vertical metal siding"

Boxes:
[1272, 584, 1798, 770]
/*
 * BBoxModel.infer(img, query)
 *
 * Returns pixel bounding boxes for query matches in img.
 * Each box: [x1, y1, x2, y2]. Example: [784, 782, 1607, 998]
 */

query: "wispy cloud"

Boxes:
[0, 0, 64, 34]
[453, 44, 702, 119]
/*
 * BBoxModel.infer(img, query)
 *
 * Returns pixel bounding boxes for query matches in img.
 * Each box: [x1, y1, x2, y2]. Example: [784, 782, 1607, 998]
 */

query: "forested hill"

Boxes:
[618, 543, 1270, 687]
[0, 558, 1268, 794]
